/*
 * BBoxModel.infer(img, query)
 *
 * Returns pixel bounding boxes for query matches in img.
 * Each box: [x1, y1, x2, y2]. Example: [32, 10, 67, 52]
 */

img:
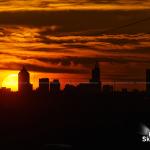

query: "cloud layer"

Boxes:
[0, 25, 150, 82]
[0, 2, 149, 86]
[0, 0, 149, 11]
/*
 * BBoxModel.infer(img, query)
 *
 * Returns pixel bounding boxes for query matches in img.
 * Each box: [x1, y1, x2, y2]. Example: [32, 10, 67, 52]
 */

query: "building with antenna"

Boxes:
[90, 62, 101, 83]
[89, 62, 101, 91]
[77, 62, 101, 94]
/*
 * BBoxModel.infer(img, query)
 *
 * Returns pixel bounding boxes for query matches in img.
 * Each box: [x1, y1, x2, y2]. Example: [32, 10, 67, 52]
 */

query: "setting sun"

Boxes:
[2, 74, 18, 91]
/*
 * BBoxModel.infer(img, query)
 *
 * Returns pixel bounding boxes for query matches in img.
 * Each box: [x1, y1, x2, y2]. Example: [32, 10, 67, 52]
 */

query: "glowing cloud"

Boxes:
[0, 0, 149, 11]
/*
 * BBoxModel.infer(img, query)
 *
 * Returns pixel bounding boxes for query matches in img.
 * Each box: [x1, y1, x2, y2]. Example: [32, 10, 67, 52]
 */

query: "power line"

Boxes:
[62, 16, 150, 36]
[103, 16, 150, 34]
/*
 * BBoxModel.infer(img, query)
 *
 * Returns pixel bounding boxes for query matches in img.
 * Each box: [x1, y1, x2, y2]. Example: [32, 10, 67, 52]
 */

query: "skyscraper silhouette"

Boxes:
[89, 62, 101, 91]
[146, 69, 150, 93]
[18, 67, 32, 93]
[90, 62, 100, 83]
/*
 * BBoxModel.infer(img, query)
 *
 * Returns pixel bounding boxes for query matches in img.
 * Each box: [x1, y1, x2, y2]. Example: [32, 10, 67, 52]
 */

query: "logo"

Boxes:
[140, 124, 150, 142]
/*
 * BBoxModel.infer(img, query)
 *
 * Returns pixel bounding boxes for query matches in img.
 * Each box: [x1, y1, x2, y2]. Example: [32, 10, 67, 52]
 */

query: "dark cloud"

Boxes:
[0, 9, 149, 35]
[0, 0, 149, 6]
[0, 62, 88, 74]
[83, 0, 150, 5]
[98, 38, 140, 45]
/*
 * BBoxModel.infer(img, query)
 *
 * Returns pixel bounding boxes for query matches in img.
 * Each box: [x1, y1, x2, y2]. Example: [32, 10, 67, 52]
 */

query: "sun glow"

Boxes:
[2, 74, 18, 91]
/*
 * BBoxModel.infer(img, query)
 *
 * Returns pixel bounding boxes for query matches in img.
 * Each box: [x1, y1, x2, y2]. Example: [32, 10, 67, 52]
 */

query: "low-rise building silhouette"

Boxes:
[0, 87, 11, 94]
[121, 88, 128, 95]
[64, 84, 77, 94]
[50, 79, 60, 94]
[102, 85, 113, 95]
[39, 78, 49, 93]
[77, 83, 99, 94]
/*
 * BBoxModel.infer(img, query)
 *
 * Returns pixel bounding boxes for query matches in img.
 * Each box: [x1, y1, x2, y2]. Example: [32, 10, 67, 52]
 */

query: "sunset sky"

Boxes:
[0, 0, 150, 91]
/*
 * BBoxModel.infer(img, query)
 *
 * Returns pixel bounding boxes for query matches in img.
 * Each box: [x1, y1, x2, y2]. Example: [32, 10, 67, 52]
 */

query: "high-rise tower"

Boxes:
[90, 62, 101, 83]
[89, 62, 101, 92]
[18, 67, 32, 93]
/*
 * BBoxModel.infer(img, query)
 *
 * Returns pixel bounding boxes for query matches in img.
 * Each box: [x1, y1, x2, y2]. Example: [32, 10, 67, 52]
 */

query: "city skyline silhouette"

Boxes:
[0, 0, 149, 149]
[0, 63, 150, 149]
[1, 62, 150, 93]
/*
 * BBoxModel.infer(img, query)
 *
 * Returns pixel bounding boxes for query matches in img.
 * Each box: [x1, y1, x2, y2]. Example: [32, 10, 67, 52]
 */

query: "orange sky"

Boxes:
[0, 0, 150, 91]
[0, 0, 149, 11]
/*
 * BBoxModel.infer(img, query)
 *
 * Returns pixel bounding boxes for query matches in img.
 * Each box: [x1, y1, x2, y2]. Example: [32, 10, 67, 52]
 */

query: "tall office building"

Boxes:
[89, 62, 101, 91]
[18, 67, 32, 93]
[146, 69, 150, 93]
[39, 78, 49, 93]
[90, 62, 101, 83]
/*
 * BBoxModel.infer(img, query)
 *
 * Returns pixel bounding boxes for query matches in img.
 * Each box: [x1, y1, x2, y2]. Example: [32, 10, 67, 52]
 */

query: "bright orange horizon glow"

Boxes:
[0, 70, 90, 91]
[0, 69, 146, 92]
[2, 74, 18, 91]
